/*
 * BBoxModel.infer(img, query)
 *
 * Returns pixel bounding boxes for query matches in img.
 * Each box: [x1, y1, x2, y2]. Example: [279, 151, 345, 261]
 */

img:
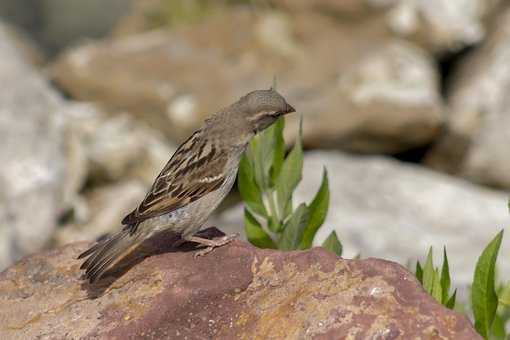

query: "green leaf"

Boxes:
[432, 268, 443, 303]
[248, 124, 275, 191]
[278, 203, 309, 250]
[472, 230, 504, 339]
[440, 247, 451, 304]
[238, 154, 267, 217]
[244, 209, 276, 249]
[416, 261, 423, 284]
[275, 120, 303, 220]
[490, 312, 506, 340]
[300, 169, 329, 249]
[321, 231, 342, 256]
[422, 247, 435, 294]
[498, 282, 510, 306]
[270, 117, 285, 185]
[446, 289, 457, 310]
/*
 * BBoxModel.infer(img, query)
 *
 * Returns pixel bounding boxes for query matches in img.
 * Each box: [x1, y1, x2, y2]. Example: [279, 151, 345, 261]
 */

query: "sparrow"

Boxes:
[78, 88, 295, 283]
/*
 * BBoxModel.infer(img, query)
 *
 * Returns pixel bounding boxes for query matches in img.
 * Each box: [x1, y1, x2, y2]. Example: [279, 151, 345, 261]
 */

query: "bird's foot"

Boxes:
[189, 233, 239, 258]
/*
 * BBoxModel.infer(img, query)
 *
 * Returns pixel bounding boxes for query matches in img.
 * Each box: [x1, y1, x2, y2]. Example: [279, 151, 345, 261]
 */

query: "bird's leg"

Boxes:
[188, 233, 239, 257]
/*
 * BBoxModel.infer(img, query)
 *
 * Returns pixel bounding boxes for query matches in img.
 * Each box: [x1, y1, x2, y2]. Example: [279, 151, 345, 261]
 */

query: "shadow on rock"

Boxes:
[80, 227, 226, 298]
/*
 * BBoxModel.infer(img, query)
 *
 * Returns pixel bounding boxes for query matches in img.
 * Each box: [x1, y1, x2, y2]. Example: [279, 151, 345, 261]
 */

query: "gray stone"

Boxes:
[288, 39, 443, 153]
[54, 180, 146, 246]
[218, 151, 510, 286]
[0, 24, 65, 269]
[63, 103, 175, 186]
[384, 0, 501, 52]
[0, 0, 133, 53]
[52, 9, 442, 153]
[427, 6, 510, 189]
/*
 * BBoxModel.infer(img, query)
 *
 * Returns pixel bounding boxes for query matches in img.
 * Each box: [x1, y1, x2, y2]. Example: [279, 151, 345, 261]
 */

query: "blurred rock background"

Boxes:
[0, 0, 509, 288]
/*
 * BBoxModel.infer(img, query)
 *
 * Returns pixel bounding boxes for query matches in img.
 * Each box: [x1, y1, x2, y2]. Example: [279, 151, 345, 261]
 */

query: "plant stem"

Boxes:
[266, 189, 280, 224]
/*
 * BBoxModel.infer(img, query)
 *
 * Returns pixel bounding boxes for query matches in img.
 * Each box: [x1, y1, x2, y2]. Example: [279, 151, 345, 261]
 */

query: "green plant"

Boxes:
[238, 116, 341, 255]
[471, 230, 504, 339]
[415, 247, 457, 309]
[416, 230, 506, 340]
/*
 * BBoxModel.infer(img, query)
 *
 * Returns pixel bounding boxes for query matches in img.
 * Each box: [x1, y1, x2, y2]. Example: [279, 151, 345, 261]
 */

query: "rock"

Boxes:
[218, 151, 510, 286]
[0, 22, 45, 66]
[272, 0, 500, 53]
[0, 239, 480, 339]
[0, 24, 65, 269]
[263, 0, 382, 17]
[52, 8, 442, 153]
[63, 102, 175, 186]
[384, 0, 501, 53]
[0, 0, 133, 53]
[54, 180, 146, 246]
[426, 6, 510, 189]
[292, 39, 442, 153]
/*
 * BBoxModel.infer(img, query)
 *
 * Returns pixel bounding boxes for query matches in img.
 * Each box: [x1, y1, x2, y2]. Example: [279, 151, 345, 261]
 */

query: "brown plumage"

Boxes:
[78, 88, 295, 283]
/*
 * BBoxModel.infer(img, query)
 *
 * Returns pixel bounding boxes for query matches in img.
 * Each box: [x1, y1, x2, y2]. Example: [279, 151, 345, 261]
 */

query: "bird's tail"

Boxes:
[78, 226, 143, 283]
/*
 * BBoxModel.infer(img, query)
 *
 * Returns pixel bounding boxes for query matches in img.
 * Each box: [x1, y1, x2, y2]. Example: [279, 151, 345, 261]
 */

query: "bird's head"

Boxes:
[239, 88, 295, 134]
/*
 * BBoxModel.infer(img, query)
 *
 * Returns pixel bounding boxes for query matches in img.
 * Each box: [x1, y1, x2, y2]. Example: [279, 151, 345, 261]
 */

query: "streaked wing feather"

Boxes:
[121, 131, 227, 229]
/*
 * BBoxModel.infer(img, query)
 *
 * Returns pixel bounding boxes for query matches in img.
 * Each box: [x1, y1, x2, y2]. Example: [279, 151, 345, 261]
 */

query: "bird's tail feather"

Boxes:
[78, 227, 142, 283]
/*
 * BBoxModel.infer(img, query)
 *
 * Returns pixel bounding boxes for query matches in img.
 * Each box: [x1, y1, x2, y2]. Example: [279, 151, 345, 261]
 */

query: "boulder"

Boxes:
[292, 39, 442, 153]
[0, 0, 133, 53]
[63, 102, 175, 186]
[218, 151, 510, 286]
[0, 23, 65, 269]
[54, 180, 146, 246]
[271, 0, 500, 53]
[51, 8, 442, 153]
[383, 0, 501, 53]
[426, 6, 510, 189]
[0, 237, 480, 339]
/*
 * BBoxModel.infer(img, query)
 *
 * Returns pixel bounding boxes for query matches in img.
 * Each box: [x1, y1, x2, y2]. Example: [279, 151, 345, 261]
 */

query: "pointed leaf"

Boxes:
[271, 117, 285, 184]
[416, 261, 423, 284]
[244, 209, 276, 249]
[472, 230, 504, 339]
[300, 169, 329, 249]
[278, 203, 309, 250]
[446, 289, 457, 310]
[248, 125, 274, 191]
[432, 268, 443, 303]
[498, 282, 510, 306]
[321, 231, 342, 256]
[440, 247, 451, 304]
[238, 154, 267, 217]
[275, 121, 303, 220]
[490, 313, 506, 340]
[422, 247, 435, 293]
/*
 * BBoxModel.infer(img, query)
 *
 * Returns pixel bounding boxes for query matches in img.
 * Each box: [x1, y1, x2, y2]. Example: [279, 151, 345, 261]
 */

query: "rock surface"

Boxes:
[63, 102, 175, 186]
[54, 180, 146, 246]
[272, 0, 500, 53]
[427, 6, 510, 189]
[0, 0, 133, 53]
[51, 9, 442, 153]
[383, 0, 500, 52]
[0, 23, 65, 269]
[0, 237, 480, 339]
[219, 151, 510, 286]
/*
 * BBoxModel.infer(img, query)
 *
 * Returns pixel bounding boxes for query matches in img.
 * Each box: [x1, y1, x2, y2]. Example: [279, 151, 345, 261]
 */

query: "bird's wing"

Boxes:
[121, 131, 228, 231]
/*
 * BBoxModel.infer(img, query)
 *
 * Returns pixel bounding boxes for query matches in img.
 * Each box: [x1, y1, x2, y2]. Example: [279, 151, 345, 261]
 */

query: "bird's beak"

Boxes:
[284, 103, 295, 114]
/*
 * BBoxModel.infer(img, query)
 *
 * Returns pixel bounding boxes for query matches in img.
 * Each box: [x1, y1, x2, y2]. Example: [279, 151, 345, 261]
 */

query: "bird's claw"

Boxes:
[193, 233, 239, 258]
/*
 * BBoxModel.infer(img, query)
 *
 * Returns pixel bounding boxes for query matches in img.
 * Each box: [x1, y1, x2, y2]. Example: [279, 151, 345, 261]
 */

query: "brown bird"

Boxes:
[78, 89, 295, 283]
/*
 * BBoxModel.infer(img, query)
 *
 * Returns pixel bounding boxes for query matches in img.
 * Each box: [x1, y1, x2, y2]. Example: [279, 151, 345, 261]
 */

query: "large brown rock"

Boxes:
[0, 234, 480, 339]
[51, 8, 442, 153]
